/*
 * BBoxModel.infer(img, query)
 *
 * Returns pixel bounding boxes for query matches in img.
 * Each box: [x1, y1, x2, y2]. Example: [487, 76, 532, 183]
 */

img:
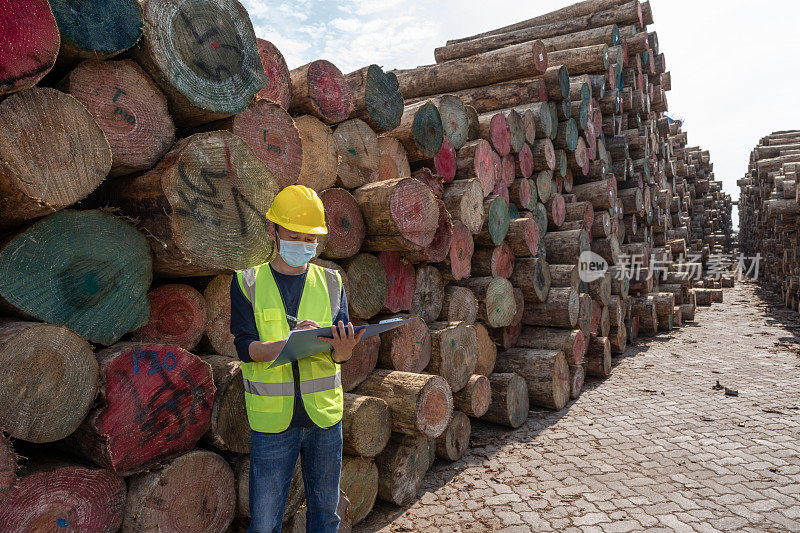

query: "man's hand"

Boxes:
[295, 320, 320, 330]
[319, 321, 365, 363]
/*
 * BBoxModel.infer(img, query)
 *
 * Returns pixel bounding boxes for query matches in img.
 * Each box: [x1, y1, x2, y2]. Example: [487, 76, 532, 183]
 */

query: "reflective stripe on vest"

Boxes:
[236, 262, 344, 433]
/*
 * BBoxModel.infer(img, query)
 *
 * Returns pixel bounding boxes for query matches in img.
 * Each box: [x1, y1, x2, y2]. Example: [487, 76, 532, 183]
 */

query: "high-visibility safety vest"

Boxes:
[235, 262, 343, 433]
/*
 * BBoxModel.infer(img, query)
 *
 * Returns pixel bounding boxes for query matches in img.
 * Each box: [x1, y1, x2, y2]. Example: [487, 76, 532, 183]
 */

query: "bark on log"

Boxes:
[410, 265, 445, 323]
[509, 257, 551, 304]
[0, 320, 97, 443]
[436, 411, 471, 461]
[494, 348, 570, 410]
[0, 210, 151, 345]
[384, 101, 444, 161]
[203, 274, 236, 358]
[0, 433, 12, 505]
[548, 44, 610, 76]
[346, 64, 403, 133]
[507, 217, 542, 257]
[517, 327, 587, 365]
[62, 343, 215, 475]
[471, 243, 514, 279]
[294, 115, 340, 191]
[131, 0, 266, 127]
[58, 59, 174, 177]
[353, 177, 439, 248]
[353, 370, 453, 438]
[428, 321, 479, 392]
[392, 40, 547, 99]
[131, 284, 206, 351]
[473, 322, 498, 376]
[124, 449, 235, 532]
[289, 60, 351, 124]
[255, 38, 292, 108]
[543, 229, 591, 264]
[610, 325, 627, 354]
[480, 373, 529, 428]
[0, 88, 111, 230]
[522, 287, 581, 329]
[452, 374, 492, 418]
[548, 263, 580, 290]
[417, 78, 548, 114]
[585, 335, 611, 377]
[339, 456, 378, 525]
[343, 393, 392, 458]
[197, 354, 248, 454]
[0, 0, 60, 96]
[107, 131, 279, 277]
[569, 363, 585, 399]
[0, 460, 126, 533]
[376, 434, 434, 506]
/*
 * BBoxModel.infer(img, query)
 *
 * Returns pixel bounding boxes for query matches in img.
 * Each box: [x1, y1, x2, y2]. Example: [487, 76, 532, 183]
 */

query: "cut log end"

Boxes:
[131, 284, 207, 350]
[0, 0, 60, 95]
[417, 375, 454, 439]
[256, 39, 292, 109]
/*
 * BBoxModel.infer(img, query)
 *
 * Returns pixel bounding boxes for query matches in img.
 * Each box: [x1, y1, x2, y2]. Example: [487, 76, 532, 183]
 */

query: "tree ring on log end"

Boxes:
[389, 178, 440, 247]
[364, 65, 403, 132]
[416, 376, 453, 439]
[49, 0, 143, 58]
[437, 95, 468, 150]
[0, 1, 60, 96]
[485, 277, 516, 328]
[434, 136, 457, 182]
[411, 102, 444, 158]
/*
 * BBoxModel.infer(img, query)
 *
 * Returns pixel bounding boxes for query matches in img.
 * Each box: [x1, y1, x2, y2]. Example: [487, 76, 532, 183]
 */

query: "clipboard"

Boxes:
[267, 317, 412, 368]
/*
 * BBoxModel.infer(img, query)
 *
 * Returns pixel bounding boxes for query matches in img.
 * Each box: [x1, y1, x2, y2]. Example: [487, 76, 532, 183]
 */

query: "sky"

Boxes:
[242, 0, 800, 230]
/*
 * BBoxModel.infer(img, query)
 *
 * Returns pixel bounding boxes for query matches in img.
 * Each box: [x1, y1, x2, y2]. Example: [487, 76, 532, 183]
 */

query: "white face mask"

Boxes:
[278, 239, 318, 267]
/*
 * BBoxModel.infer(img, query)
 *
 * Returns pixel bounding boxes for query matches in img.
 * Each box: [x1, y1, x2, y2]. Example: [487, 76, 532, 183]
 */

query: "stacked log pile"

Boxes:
[738, 130, 800, 307]
[0, 0, 733, 530]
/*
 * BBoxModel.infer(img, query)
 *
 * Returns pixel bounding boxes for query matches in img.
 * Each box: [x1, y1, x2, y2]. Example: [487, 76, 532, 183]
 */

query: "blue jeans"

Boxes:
[248, 421, 343, 533]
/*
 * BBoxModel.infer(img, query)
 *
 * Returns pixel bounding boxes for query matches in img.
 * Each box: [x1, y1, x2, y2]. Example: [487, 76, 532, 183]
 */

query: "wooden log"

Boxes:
[569, 363, 585, 399]
[47, 0, 142, 66]
[0, 320, 97, 443]
[452, 374, 492, 418]
[517, 326, 587, 365]
[473, 322, 498, 376]
[62, 343, 215, 475]
[443, 179, 486, 234]
[522, 287, 581, 329]
[479, 111, 512, 157]
[131, 0, 266, 127]
[353, 370, 453, 438]
[471, 243, 514, 279]
[0, 460, 126, 532]
[354, 177, 439, 248]
[0, 433, 12, 505]
[465, 105, 480, 140]
[340, 253, 387, 320]
[0, 210, 151, 345]
[202, 274, 236, 358]
[505, 109, 527, 154]
[549, 263, 580, 290]
[340, 456, 378, 525]
[0, 0, 60, 96]
[609, 325, 627, 354]
[446, 221, 475, 280]
[510, 178, 536, 211]
[428, 321, 479, 392]
[630, 295, 658, 334]
[545, 193, 567, 229]
[201, 99, 303, 188]
[495, 348, 570, 410]
[196, 354, 248, 454]
[439, 286, 479, 324]
[343, 393, 392, 458]
[456, 277, 517, 328]
[419, 78, 549, 114]
[333, 118, 380, 188]
[401, 198, 453, 264]
[58, 59, 174, 177]
[456, 140, 496, 197]
[548, 44, 610, 76]
[376, 434, 434, 506]
[392, 40, 548, 99]
[431, 95, 470, 150]
[131, 284, 206, 350]
[255, 38, 292, 108]
[377, 253, 416, 313]
[378, 137, 411, 181]
[0, 88, 111, 230]
[543, 228, 591, 264]
[410, 265, 445, 323]
[124, 449, 235, 532]
[411, 167, 442, 197]
[318, 188, 366, 259]
[294, 115, 339, 191]
[476, 195, 511, 246]
[385, 101, 444, 161]
[572, 178, 616, 210]
[507, 217, 542, 257]
[342, 320, 380, 392]
[509, 257, 551, 304]
[376, 313, 431, 373]
[108, 131, 279, 276]
[436, 411, 471, 461]
[428, 137, 458, 182]
[346, 64, 403, 133]
[480, 373, 529, 428]
[289, 60, 351, 124]
[585, 335, 611, 377]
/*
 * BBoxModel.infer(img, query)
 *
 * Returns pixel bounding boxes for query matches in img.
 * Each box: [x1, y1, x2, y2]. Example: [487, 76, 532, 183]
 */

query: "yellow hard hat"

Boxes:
[266, 185, 328, 235]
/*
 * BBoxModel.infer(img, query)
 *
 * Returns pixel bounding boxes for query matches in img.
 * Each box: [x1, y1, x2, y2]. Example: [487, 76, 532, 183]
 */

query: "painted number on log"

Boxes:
[262, 129, 283, 155]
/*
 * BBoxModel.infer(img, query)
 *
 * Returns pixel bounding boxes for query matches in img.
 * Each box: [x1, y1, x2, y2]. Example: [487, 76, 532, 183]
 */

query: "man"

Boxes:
[230, 185, 363, 532]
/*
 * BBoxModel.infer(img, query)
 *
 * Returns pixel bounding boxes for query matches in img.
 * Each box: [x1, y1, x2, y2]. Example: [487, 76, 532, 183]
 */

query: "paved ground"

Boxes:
[357, 281, 800, 532]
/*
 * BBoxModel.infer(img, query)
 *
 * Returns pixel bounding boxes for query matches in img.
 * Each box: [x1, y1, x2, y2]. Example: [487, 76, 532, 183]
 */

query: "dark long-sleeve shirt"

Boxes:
[230, 264, 349, 430]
